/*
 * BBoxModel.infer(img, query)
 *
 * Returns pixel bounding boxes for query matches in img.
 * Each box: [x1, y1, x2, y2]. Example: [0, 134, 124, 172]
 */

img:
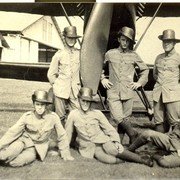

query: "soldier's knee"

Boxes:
[0, 150, 13, 161]
[157, 156, 180, 168]
[9, 153, 36, 167]
[94, 146, 103, 157]
[9, 159, 25, 167]
[0, 153, 8, 161]
[141, 130, 154, 139]
[157, 158, 172, 168]
[95, 149, 117, 164]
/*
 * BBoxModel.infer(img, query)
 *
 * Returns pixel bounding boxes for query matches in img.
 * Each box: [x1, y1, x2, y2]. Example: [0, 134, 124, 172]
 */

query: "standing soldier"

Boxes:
[47, 26, 81, 125]
[153, 29, 180, 132]
[101, 26, 149, 143]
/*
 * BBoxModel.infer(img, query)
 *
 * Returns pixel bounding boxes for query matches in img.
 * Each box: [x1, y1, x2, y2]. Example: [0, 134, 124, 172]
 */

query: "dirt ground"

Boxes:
[0, 78, 179, 179]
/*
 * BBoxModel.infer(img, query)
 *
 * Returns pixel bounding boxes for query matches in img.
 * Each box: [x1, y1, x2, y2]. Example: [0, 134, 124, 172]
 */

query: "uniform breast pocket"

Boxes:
[60, 60, 70, 74]
[74, 121, 85, 132]
[125, 60, 134, 65]
[25, 124, 38, 133]
[124, 60, 134, 70]
[88, 121, 100, 134]
[40, 127, 54, 138]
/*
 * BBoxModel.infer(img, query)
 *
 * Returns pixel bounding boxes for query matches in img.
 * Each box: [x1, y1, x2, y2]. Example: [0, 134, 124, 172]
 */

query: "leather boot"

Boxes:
[128, 135, 147, 152]
[154, 123, 165, 133]
[117, 149, 153, 167]
[118, 123, 126, 143]
[119, 118, 138, 144]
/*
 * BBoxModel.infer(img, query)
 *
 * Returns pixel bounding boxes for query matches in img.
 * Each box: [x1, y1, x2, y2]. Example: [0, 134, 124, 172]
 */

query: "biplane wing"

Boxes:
[0, 3, 85, 16]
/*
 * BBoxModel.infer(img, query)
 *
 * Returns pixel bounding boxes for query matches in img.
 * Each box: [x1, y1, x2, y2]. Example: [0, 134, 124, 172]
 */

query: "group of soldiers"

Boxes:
[0, 25, 180, 168]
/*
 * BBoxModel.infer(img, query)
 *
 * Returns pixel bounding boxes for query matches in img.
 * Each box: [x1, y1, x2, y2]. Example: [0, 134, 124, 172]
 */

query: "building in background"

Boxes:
[0, 11, 65, 63]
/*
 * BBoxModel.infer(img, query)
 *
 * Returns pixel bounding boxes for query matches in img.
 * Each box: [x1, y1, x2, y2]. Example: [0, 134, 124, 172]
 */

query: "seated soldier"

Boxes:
[65, 87, 153, 167]
[0, 90, 74, 167]
[128, 124, 180, 168]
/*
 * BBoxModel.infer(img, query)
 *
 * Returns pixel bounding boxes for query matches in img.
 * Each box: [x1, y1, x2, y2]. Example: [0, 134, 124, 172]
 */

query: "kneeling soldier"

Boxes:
[0, 90, 73, 167]
[65, 87, 153, 167]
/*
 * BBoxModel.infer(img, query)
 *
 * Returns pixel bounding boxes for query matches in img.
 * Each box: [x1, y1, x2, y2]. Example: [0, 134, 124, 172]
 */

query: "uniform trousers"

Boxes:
[54, 90, 80, 124]
[140, 130, 180, 168]
[94, 141, 124, 164]
[0, 140, 36, 167]
[154, 95, 180, 126]
[108, 95, 133, 125]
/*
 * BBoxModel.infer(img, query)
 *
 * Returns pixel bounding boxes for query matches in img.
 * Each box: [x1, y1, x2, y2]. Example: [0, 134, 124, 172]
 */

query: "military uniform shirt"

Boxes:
[65, 109, 120, 159]
[153, 49, 180, 103]
[47, 47, 80, 99]
[0, 111, 70, 161]
[104, 47, 149, 100]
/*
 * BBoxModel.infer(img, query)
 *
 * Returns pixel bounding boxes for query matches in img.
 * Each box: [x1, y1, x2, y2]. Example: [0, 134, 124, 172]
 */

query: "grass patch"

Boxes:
[0, 78, 180, 179]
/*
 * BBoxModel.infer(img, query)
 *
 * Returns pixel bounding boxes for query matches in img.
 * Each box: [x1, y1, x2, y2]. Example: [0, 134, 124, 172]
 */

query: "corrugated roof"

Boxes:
[0, 11, 43, 32]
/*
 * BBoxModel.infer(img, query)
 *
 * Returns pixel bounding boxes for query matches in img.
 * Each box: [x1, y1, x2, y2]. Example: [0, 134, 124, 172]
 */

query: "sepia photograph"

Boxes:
[0, 2, 180, 179]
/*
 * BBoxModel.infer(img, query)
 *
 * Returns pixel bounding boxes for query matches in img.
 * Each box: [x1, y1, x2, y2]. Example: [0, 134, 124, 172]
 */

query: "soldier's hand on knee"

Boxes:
[130, 82, 142, 90]
[62, 155, 74, 161]
[114, 142, 124, 153]
[101, 78, 113, 89]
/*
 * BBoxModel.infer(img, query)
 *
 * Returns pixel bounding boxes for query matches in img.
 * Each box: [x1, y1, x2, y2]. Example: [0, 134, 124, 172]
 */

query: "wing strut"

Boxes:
[134, 3, 162, 50]
[60, 3, 81, 46]
[134, 3, 162, 120]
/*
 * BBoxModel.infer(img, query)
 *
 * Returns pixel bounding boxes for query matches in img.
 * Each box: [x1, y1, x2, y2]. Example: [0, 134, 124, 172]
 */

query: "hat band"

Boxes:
[80, 96, 92, 101]
[159, 35, 180, 42]
[35, 98, 52, 104]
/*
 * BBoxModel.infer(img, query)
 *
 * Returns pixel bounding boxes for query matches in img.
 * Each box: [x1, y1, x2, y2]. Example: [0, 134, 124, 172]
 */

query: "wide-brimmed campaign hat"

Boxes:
[63, 26, 81, 38]
[118, 26, 135, 44]
[158, 29, 180, 43]
[32, 90, 52, 104]
[78, 87, 93, 101]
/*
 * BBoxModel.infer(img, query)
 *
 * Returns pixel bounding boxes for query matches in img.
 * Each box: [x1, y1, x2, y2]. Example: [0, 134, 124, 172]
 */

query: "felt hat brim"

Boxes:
[158, 35, 180, 43]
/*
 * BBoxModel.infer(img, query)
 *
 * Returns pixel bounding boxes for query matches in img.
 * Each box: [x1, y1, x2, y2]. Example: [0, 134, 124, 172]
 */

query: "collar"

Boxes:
[65, 45, 76, 52]
[33, 110, 48, 120]
[79, 108, 92, 116]
[118, 46, 130, 53]
[165, 48, 176, 57]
